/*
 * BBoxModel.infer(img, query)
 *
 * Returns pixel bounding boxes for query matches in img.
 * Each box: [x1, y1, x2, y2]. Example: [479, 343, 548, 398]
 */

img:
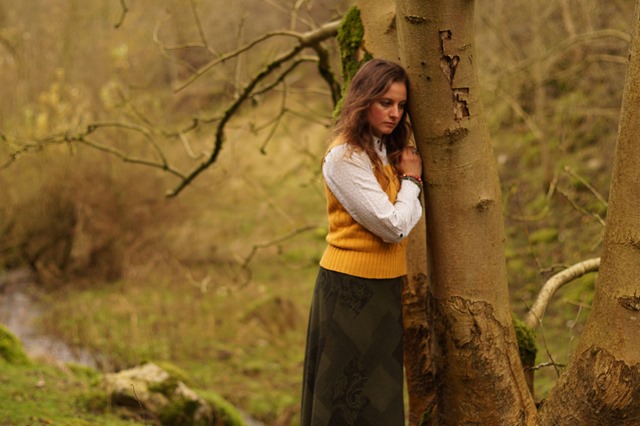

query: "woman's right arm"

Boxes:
[323, 145, 422, 244]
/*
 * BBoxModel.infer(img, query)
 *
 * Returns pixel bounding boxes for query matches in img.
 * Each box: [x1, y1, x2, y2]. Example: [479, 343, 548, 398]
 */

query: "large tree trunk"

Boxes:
[394, 1, 537, 424]
[358, 3, 436, 423]
[537, 4, 640, 424]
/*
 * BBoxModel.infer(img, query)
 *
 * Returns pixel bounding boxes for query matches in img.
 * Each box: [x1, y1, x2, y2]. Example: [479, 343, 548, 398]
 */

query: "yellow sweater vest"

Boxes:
[319, 152, 408, 279]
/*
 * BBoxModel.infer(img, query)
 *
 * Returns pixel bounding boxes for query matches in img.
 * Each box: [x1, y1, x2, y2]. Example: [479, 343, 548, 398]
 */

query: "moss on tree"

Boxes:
[334, 6, 373, 118]
[513, 315, 537, 366]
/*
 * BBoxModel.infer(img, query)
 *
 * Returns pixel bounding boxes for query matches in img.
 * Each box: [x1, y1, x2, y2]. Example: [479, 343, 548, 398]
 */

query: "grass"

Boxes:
[4, 99, 331, 424]
[0, 360, 136, 425]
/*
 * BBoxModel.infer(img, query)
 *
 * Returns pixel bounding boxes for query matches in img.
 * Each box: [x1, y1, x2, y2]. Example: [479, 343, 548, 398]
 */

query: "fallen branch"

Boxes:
[525, 257, 601, 328]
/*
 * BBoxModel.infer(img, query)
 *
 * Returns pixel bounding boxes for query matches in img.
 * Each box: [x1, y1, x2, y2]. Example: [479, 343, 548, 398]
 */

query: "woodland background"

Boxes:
[0, 0, 635, 424]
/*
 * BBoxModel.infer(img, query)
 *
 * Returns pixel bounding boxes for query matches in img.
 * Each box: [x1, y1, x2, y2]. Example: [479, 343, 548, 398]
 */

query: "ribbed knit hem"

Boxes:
[319, 245, 407, 279]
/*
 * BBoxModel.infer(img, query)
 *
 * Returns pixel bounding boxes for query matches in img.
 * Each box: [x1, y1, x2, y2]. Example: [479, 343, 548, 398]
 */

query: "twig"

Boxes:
[525, 257, 601, 328]
[114, 0, 129, 29]
[239, 225, 319, 287]
[562, 165, 608, 208]
[260, 84, 288, 154]
[500, 29, 630, 77]
[556, 186, 606, 227]
[173, 20, 340, 93]
[3, 122, 186, 179]
[525, 361, 566, 372]
[241, 225, 319, 268]
[167, 22, 339, 197]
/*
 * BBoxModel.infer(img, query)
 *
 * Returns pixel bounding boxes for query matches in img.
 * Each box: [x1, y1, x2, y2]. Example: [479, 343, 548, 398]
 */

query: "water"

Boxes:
[0, 269, 266, 425]
[0, 268, 97, 367]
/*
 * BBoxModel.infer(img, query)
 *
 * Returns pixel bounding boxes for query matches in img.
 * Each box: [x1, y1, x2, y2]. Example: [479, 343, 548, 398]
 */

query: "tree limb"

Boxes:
[114, 0, 129, 29]
[173, 20, 340, 93]
[166, 22, 340, 197]
[525, 257, 601, 328]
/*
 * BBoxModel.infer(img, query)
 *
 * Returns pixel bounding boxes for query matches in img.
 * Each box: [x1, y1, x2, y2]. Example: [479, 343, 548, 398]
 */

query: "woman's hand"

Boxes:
[398, 146, 422, 177]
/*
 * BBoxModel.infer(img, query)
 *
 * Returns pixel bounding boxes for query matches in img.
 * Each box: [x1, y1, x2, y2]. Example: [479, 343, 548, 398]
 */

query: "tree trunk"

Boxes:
[537, 3, 640, 424]
[358, 3, 436, 423]
[394, 0, 537, 424]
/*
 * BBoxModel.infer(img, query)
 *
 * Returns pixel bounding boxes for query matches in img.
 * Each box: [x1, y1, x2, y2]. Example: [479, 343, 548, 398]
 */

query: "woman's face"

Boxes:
[366, 81, 407, 138]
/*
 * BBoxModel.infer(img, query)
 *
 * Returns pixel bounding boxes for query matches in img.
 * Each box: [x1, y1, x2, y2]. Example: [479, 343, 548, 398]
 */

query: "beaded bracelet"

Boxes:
[400, 174, 423, 189]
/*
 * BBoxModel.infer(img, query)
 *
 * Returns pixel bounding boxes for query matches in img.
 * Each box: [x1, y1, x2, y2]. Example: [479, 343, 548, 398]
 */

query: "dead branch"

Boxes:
[166, 23, 339, 197]
[525, 257, 601, 328]
[114, 0, 129, 29]
[1, 122, 186, 178]
[556, 187, 606, 227]
[563, 165, 608, 208]
[242, 225, 318, 267]
[173, 19, 340, 92]
[499, 29, 631, 78]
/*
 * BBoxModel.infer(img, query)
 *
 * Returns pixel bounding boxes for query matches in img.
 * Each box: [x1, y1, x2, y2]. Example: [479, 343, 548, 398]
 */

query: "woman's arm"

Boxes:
[323, 144, 423, 244]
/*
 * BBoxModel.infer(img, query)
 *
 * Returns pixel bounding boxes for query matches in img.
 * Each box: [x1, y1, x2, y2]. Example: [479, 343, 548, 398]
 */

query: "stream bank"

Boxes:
[0, 268, 98, 367]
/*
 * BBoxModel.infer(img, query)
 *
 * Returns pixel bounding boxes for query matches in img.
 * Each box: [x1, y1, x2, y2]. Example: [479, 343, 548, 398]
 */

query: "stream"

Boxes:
[0, 268, 265, 426]
[0, 268, 97, 367]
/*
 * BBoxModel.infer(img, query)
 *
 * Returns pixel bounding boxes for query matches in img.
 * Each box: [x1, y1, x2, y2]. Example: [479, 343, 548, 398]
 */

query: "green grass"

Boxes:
[0, 360, 137, 425]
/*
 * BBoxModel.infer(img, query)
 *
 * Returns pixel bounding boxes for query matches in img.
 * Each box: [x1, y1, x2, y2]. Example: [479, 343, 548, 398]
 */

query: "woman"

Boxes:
[301, 59, 423, 425]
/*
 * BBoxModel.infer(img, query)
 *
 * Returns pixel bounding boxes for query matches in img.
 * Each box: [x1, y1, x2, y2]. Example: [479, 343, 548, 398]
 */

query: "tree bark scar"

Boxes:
[453, 88, 470, 120]
[578, 346, 640, 421]
[404, 15, 428, 25]
[618, 294, 640, 311]
[425, 128, 469, 146]
[438, 30, 471, 120]
[432, 296, 528, 423]
[475, 198, 494, 212]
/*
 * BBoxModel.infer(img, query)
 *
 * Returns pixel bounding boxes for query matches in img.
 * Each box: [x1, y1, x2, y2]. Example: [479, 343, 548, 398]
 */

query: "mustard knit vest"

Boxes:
[319, 145, 408, 279]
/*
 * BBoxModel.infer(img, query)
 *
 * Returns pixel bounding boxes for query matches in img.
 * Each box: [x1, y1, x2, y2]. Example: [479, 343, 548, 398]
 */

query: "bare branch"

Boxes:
[557, 186, 606, 227]
[167, 22, 339, 197]
[2, 122, 186, 179]
[173, 19, 340, 92]
[525, 257, 601, 329]
[259, 85, 288, 154]
[241, 224, 319, 268]
[114, 0, 129, 29]
[498, 29, 631, 78]
[190, 0, 216, 55]
[563, 165, 608, 208]
[525, 361, 567, 371]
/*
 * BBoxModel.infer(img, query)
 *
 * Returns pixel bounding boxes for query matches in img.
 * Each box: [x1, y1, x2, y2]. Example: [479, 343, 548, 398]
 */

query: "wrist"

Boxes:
[400, 174, 423, 190]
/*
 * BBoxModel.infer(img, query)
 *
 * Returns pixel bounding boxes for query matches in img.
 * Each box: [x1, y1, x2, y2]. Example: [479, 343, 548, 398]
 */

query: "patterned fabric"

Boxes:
[301, 267, 405, 426]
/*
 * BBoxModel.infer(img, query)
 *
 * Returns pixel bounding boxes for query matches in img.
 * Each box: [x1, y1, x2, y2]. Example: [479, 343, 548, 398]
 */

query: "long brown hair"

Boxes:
[332, 59, 410, 172]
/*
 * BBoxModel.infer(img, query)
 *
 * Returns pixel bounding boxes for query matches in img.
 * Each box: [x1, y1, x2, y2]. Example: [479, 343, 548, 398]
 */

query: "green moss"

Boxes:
[148, 376, 180, 397]
[0, 324, 31, 365]
[159, 398, 206, 426]
[334, 6, 373, 119]
[154, 360, 194, 387]
[200, 389, 247, 426]
[336, 7, 365, 83]
[513, 315, 537, 366]
[528, 228, 559, 244]
[74, 388, 110, 414]
[418, 405, 433, 426]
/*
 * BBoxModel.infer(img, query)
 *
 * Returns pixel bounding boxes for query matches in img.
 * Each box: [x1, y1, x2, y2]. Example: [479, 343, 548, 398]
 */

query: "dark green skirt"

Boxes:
[301, 267, 404, 426]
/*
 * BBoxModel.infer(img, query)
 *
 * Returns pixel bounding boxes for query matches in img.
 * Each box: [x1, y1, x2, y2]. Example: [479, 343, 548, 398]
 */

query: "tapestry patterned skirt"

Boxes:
[301, 267, 405, 426]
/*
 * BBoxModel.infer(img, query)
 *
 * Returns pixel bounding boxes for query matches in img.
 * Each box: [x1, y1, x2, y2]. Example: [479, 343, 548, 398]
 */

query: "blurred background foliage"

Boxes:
[0, 0, 635, 423]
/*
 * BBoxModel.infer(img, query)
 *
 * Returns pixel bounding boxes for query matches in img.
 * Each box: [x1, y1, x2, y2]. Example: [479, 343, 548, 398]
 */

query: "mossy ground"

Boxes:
[0, 360, 136, 425]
